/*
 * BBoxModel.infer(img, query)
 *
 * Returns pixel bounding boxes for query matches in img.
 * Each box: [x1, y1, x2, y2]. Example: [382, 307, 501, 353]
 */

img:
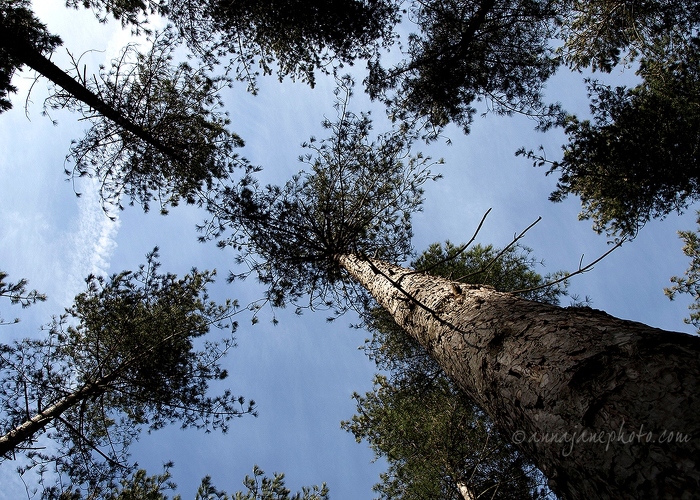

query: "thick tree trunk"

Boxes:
[338, 253, 700, 500]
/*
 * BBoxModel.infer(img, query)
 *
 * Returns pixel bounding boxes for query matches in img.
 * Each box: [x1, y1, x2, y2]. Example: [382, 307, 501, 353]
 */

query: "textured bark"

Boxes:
[338, 254, 700, 500]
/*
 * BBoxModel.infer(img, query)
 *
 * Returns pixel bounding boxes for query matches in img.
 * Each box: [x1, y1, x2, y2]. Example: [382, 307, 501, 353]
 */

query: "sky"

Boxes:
[0, 2, 698, 499]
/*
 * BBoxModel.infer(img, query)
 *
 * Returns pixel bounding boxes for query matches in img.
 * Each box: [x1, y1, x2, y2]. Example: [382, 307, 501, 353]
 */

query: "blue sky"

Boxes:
[0, 2, 697, 498]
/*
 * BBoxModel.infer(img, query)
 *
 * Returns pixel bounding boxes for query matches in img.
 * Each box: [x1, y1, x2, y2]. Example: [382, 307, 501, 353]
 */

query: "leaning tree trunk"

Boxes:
[0, 383, 97, 457]
[0, 372, 119, 457]
[337, 253, 700, 500]
[0, 27, 177, 159]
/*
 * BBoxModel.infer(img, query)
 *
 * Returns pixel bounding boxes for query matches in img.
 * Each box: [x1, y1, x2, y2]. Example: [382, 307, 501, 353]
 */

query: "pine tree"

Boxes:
[520, 0, 700, 239]
[1, 0, 248, 211]
[0, 249, 255, 498]
[556, 0, 700, 72]
[0, 271, 46, 325]
[67, 0, 400, 92]
[520, 37, 700, 239]
[33, 463, 329, 500]
[202, 81, 700, 499]
[364, 0, 563, 137]
[665, 210, 700, 333]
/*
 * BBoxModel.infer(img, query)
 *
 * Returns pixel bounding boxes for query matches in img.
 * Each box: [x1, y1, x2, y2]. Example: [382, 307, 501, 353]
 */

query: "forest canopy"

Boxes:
[1, 0, 699, 498]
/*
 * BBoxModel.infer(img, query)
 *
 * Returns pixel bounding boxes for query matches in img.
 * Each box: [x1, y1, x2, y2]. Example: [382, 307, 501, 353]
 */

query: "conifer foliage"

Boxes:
[201, 77, 441, 312]
[1, 1, 248, 212]
[68, 0, 401, 91]
[365, 0, 562, 136]
[0, 249, 255, 498]
[96, 464, 328, 500]
[0, 0, 61, 111]
[0, 271, 46, 325]
[521, 0, 700, 239]
[666, 211, 700, 333]
[53, 27, 249, 213]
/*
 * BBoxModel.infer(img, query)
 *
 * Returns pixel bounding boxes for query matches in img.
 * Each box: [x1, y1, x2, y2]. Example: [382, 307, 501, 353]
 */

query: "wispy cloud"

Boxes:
[64, 179, 121, 303]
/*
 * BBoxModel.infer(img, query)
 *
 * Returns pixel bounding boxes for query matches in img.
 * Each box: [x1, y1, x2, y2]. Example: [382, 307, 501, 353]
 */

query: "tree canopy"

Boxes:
[200, 77, 441, 312]
[7, 0, 698, 239]
[520, 0, 700, 239]
[26, 463, 329, 500]
[557, 0, 700, 72]
[2, 1, 252, 213]
[521, 36, 700, 239]
[98, 464, 329, 500]
[68, 0, 401, 91]
[0, 249, 255, 498]
[0, 271, 46, 325]
[365, 0, 562, 136]
[51, 27, 251, 212]
[0, 0, 61, 112]
[666, 210, 700, 333]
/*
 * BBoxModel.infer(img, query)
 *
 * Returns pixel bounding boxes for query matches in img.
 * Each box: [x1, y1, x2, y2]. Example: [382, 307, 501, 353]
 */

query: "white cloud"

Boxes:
[64, 178, 121, 303]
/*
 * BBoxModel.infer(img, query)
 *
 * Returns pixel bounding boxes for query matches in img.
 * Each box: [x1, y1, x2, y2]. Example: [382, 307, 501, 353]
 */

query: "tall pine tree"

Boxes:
[203, 81, 700, 499]
[1, 1, 248, 211]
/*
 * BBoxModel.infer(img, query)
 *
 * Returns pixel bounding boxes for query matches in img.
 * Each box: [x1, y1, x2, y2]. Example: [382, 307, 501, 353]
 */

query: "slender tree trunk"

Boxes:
[456, 481, 476, 500]
[0, 28, 177, 159]
[0, 375, 115, 457]
[337, 253, 700, 500]
[0, 383, 94, 456]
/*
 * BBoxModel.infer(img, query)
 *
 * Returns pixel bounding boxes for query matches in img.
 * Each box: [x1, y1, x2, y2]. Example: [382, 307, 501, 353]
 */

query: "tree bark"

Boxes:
[456, 481, 476, 500]
[337, 253, 700, 500]
[0, 369, 121, 457]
